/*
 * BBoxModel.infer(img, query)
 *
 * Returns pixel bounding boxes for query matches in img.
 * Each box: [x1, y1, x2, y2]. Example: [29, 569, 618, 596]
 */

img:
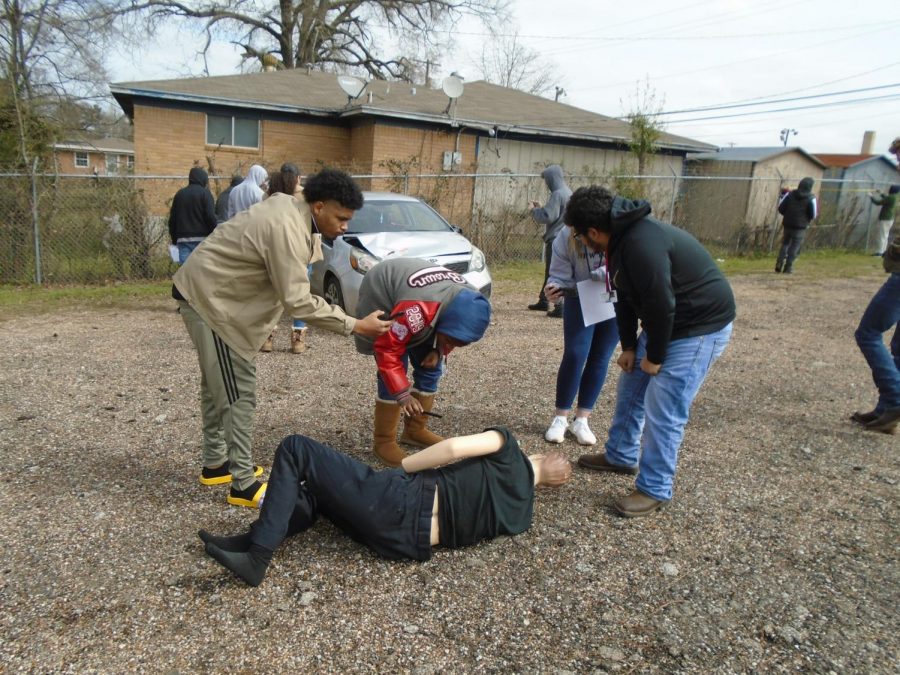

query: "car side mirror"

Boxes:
[451, 224, 463, 235]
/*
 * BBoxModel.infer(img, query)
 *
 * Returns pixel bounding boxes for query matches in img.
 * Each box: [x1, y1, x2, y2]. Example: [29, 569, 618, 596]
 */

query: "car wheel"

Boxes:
[324, 274, 345, 311]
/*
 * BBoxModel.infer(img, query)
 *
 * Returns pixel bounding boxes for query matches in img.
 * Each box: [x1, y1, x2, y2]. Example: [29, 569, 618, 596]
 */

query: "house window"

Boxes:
[74, 152, 88, 168]
[206, 114, 260, 148]
[126, 155, 134, 170]
[106, 154, 119, 175]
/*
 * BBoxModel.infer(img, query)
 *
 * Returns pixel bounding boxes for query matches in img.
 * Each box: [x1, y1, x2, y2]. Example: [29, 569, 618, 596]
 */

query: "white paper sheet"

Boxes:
[577, 278, 616, 326]
[168, 244, 180, 263]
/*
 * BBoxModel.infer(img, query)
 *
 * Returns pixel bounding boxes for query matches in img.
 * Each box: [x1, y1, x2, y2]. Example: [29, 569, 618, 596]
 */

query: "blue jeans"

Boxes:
[604, 323, 733, 501]
[854, 273, 900, 412]
[376, 341, 443, 400]
[556, 300, 619, 410]
[777, 228, 805, 270]
[177, 241, 200, 264]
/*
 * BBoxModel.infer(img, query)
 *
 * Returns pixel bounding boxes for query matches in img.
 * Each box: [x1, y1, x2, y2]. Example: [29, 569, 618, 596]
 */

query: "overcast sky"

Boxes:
[109, 0, 900, 155]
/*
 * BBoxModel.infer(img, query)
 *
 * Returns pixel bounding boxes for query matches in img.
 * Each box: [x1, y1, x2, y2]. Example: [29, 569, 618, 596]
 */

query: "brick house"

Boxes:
[52, 138, 134, 175]
[110, 69, 711, 222]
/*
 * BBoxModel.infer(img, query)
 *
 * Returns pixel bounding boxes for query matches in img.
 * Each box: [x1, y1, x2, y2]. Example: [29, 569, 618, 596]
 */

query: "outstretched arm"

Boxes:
[402, 430, 504, 473]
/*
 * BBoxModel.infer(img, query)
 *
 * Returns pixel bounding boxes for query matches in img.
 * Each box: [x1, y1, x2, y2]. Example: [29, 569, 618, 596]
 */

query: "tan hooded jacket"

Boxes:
[173, 192, 356, 361]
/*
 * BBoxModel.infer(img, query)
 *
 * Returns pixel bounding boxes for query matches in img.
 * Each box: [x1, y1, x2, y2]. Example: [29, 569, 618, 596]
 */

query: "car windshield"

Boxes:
[345, 199, 453, 234]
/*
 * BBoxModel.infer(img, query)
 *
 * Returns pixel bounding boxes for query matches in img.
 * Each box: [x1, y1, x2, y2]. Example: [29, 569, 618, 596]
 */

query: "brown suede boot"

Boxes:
[400, 392, 444, 448]
[373, 400, 405, 467]
[290, 327, 307, 354]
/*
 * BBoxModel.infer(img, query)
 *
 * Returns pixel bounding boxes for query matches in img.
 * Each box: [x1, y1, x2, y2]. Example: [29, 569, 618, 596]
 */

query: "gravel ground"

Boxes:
[0, 272, 897, 673]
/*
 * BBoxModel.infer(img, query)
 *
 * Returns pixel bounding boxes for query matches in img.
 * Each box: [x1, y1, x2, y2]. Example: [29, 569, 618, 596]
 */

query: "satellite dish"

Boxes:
[337, 75, 366, 100]
[442, 75, 464, 99]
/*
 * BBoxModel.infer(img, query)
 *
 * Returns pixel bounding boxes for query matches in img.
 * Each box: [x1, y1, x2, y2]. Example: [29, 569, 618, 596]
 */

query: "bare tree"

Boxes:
[126, 0, 508, 80]
[0, 0, 123, 168]
[472, 30, 557, 96]
[622, 77, 665, 176]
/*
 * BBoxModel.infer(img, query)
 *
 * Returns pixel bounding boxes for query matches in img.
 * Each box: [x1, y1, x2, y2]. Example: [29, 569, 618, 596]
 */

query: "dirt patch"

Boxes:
[0, 273, 897, 672]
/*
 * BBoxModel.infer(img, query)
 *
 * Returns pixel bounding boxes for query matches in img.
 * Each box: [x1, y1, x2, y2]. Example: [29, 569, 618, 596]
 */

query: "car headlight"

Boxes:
[469, 246, 486, 273]
[349, 247, 380, 274]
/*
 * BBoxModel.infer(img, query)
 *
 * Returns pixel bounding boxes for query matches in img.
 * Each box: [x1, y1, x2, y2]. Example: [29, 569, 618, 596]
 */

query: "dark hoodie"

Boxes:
[607, 197, 736, 364]
[531, 165, 573, 243]
[215, 175, 243, 223]
[777, 177, 817, 230]
[168, 167, 217, 244]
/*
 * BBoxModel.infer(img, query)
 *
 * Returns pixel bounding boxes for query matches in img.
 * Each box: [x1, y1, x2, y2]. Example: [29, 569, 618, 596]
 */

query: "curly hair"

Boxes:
[564, 185, 615, 235]
[303, 168, 364, 210]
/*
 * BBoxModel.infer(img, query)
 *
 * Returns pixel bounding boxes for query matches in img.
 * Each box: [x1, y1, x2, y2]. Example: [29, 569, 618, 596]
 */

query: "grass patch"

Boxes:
[0, 250, 884, 320]
[0, 281, 173, 320]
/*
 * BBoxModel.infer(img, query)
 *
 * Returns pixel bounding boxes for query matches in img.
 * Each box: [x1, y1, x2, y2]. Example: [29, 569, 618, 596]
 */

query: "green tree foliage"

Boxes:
[623, 78, 665, 176]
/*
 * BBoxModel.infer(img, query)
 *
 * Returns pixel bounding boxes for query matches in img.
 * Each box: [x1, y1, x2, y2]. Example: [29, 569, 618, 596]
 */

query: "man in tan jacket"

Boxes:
[173, 168, 391, 508]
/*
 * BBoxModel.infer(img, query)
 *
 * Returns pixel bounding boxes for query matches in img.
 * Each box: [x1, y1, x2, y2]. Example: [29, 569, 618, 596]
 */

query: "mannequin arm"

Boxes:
[401, 430, 504, 473]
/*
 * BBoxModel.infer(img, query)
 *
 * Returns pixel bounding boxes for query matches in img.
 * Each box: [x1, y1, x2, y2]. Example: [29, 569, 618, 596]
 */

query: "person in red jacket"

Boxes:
[354, 258, 492, 467]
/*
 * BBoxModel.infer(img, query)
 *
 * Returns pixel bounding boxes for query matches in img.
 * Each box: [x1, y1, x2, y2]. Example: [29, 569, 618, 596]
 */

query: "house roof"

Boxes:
[687, 146, 826, 168]
[812, 153, 897, 169]
[109, 69, 713, 153]
[54, 137, 134, 154]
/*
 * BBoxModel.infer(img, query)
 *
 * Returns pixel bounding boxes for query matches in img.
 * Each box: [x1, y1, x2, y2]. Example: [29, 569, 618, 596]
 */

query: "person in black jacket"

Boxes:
[168, 167, 217, 263]
[565, 186, 736, 517]
[214, 174, 242, 224]
[775, 177, 817, 274]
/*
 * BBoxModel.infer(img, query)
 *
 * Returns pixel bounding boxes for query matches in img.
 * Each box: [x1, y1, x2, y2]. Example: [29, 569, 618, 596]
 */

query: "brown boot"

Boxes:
[373, 400, 405, 467]
[291, 327, 308, 354]
[260, 329, 275, 353]
[400, 392, 444, 448]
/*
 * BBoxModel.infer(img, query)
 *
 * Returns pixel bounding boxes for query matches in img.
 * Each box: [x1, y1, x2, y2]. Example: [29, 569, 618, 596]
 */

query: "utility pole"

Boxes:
[780, 128, 798, 146]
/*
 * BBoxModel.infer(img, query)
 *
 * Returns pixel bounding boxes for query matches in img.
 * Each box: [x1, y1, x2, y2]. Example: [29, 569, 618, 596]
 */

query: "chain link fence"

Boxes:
[1, 171, 893, 285]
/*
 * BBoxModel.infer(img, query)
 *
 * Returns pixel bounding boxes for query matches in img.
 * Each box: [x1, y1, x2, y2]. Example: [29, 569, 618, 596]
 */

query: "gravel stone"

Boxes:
[0, 274, 897, 672]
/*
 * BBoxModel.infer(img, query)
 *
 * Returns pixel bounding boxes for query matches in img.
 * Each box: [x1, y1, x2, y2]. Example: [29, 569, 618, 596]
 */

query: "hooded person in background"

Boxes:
[528, 165, 572, 318]
[354, 258, 492, 467]
[775, 177, 817, 274]
[227, 164, 268, 219]
[869, 185, 899, 256]
[168, 167, 217, 264]
[215, 174, 242, 223]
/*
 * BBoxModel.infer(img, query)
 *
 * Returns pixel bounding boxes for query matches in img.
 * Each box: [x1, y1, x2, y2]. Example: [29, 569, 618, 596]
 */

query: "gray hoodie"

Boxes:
[531, 165, 572, 243]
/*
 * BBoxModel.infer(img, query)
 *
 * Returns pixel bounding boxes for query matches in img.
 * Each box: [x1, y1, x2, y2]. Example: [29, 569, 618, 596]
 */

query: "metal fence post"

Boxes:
[668, 164, 677, 224]
[31, 158, 42, 285]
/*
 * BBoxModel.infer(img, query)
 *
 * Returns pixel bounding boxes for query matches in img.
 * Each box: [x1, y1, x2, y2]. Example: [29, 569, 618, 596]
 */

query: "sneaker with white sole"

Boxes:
[569, 418, 597, 445]
[545, 416, 568, 443]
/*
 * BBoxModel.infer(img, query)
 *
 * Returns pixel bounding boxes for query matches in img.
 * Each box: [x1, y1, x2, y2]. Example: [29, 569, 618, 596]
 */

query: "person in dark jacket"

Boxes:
[528, 165, 572, 317]
[168, 167, 217, 263]
[197, 427, 571, 587]
[775, 177, 817, 273]
[355, 258, 492, 467]
[868, 185, 898, 256]
[214, 174, 242, 223]
[565, 186, 736, 517]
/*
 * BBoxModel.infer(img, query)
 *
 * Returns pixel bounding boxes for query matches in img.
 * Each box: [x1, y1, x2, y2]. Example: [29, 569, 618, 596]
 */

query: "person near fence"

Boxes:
[198, 426, 572, 587]
[566, 186, 736, 518]
[775, 177, 817, 274]
[851, 230, 900, 434]
[868, 185, 898, 256]
[528, 164, 572, 318]
[354, 257, 492, 468]
[260, 163, 311, 354]
[172, 169, 392, 509]
[542, 225, 619, 446]
[227, 164, 268, 220]
[215, 174, 242, 223]
[167, 167, 217, 264]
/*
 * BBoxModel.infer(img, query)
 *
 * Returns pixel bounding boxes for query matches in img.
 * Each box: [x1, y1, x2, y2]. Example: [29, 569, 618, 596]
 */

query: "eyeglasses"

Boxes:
[572, 232, 584, 242]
